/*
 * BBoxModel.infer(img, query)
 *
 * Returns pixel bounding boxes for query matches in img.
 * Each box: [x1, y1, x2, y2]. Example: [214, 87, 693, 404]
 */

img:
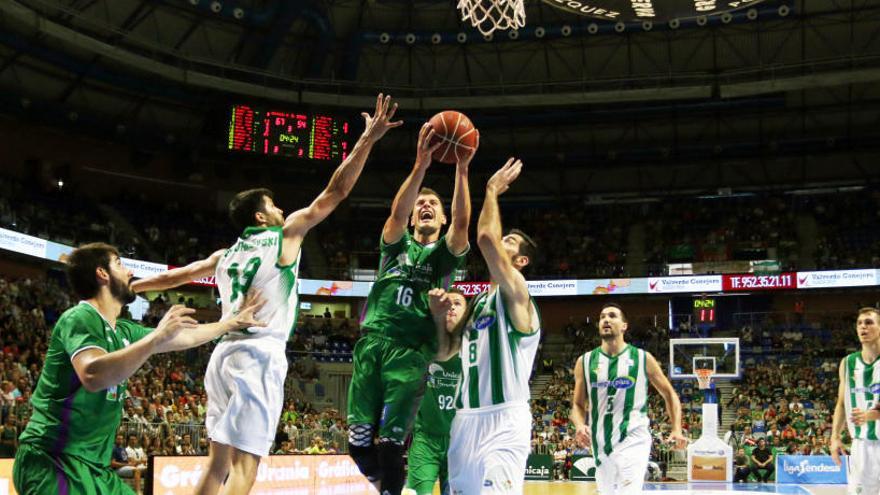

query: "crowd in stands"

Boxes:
[2, 174, 879, 280]
[0, 266, 867, 485]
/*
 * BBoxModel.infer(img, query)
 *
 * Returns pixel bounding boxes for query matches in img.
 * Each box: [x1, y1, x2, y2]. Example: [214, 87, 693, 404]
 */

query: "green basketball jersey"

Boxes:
[19, 302, 152, 468]
[582, 345, 650, 465]
[415, 356, 461, 437]
[216, 226, 301, 343]
[359, 231, 465, 351]
[455, 288, 541, 411]
[843, 351, 880, 440]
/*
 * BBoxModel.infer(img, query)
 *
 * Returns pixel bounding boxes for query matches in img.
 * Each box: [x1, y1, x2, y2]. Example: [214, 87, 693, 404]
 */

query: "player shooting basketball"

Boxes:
[571, 303, 688, 495]
[347, 120, 476, 495]
[128, 94, 401, 495]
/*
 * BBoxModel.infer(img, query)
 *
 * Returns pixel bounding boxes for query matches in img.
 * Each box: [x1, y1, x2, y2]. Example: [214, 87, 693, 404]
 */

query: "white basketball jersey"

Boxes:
[455, 287, 541, 411]
[582, 345, 650, 465]
[215, 226, 300, 343]
[843, 351, 880, 440]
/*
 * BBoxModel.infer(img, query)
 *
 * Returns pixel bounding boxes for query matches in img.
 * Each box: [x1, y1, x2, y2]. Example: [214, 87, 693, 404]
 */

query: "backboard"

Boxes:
[669, 338, 740, 380]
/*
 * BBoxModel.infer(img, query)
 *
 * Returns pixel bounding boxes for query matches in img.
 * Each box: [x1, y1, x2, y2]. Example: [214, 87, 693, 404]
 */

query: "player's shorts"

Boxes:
[594, 428, 652, 495]
[13, 443, 135, 495]
[406, 429, 451, 495]
[848, 438, 880, 495]
[448, 402, 531, 494]
[347, 332, 428, 444]
[205, 339, 288, 457]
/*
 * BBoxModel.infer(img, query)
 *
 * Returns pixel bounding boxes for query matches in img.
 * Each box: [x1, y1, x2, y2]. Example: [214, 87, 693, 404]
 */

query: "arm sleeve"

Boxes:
[56, 310, 111, 358]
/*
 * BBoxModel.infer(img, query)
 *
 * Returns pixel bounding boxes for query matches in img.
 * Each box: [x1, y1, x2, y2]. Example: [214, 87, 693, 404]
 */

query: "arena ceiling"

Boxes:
[0, 0, 879, 194]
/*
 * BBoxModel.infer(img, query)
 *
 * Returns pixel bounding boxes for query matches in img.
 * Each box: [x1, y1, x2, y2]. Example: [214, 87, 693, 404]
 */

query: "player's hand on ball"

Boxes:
[456, 129, 479, 170]
[362, 93, 403, 143]
[575, 424, 591, 448]
[667, 430, 689, 450]
[428, 288, 452, 321]
[230, 289, 268, 331]
[830, 437, 845, 466]
[153, 305, 198, 350]
[486, 158, 522, 195]
[415, 122, 444, 169]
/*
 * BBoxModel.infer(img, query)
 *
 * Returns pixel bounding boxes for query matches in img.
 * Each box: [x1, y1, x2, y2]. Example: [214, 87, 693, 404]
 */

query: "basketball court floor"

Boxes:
[428, 482, 846, 495]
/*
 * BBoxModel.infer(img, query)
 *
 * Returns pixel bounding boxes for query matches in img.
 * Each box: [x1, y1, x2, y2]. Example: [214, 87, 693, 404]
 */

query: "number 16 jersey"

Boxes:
[216, 226, 301, 343]
[359, 231, 466, 352]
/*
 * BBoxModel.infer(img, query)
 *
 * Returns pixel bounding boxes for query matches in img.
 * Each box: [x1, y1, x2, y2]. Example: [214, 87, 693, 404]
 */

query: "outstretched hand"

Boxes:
[362, 93, 403, 143]
[415, 122, 444, 169]
[456, 129, 479, 170]
[486, 157, 522, 195]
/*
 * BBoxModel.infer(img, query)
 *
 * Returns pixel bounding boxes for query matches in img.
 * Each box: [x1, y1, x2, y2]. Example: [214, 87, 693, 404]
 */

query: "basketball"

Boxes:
[428, 110, 478, 164]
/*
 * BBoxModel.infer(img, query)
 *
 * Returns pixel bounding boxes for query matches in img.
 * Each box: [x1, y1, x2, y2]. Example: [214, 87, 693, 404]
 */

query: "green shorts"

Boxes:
[347, 332, 429, 443]
[13, 443, 135, 495]
[406, 429, 450, 495]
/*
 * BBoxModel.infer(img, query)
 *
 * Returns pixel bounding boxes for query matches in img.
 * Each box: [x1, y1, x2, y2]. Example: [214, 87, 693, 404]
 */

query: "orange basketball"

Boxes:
[428, 111, 478, 164]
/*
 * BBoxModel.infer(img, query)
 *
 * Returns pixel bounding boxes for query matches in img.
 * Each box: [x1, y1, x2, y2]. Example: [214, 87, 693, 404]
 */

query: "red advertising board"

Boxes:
[722, 273, 796, 291]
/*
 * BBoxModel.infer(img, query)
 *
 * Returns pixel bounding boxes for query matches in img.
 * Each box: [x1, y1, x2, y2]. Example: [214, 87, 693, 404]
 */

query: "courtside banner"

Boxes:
[648, 276, 722, 294]
[523, 454, 553, 480]
[0, 458, 15, 495]
[570, 455, 597, 481]
[0, 227, 47, 259]
[150, 455, 374, 494]
[775, 455, 848, 484]
[796, 270, 878, 289]
[722, 273, 796, 291]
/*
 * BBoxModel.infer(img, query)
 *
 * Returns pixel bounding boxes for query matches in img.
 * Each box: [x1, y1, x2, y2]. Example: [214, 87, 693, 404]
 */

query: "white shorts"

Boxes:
[595, 428, 652, 495]
[848, 439, 880, 495]
[204, 339, 288, 457]
[448, 402, 531, 495]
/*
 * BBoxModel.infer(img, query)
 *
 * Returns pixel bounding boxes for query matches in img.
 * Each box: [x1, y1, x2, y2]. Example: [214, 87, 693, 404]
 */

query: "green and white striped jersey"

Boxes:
[582, 345, 650, 464]
[842, 351, 880, 440]
[455, 287, 541, 411]
[216, 226, 301, 343]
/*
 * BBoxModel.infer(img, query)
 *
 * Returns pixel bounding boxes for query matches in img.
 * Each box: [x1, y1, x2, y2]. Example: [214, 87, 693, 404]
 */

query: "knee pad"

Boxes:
[377, 440, 406, 494]
[348, 424, 379, 482]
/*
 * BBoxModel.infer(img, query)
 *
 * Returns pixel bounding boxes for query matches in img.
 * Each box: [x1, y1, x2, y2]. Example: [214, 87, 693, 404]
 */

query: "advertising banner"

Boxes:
[151, 455, 374, 494]
[0, 228, 47, 259]
[0, 459, 15, 495]
[722, 273, 796, 291]
[776, 455, 848, 484]
[523, 454, 553, 481]
[297, 279, 372, 297]
[570, 455, 596, 481]
[796, 270, 878, 289]
[648, 276, 723, 294]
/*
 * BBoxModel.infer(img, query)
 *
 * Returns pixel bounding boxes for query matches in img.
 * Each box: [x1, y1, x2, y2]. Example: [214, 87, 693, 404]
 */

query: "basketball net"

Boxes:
[457, 0, 525, 36]
[695, 368, 713, 390]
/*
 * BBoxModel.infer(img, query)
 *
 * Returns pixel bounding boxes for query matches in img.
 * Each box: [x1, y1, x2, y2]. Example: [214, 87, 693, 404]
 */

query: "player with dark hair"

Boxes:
[571, 302, 688, 495]
[131, 94, 401, 494]
[12, 243, 263, 495]
[403, 287, 467, 495]
[347, 122, 476, 495]
[831, 307, 880, 495]
[428, 158, 540, 494]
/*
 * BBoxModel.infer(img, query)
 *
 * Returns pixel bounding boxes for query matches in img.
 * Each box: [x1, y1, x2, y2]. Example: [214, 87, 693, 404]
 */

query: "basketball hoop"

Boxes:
[695, 368, 713, 390]
[457, 0, 525, 36]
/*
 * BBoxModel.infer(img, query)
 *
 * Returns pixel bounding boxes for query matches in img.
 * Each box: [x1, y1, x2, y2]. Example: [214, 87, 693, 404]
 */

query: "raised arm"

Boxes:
[645, 352, 688, 449]
[382, 123, 443, 244]
[131, 250, 223, 293]
[284, 94, 401, 249]
[571, 355, 591, 448]
[830, 358, 848, 465]
[445, 133, 478, 256]
[476, 158, 533, 334]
